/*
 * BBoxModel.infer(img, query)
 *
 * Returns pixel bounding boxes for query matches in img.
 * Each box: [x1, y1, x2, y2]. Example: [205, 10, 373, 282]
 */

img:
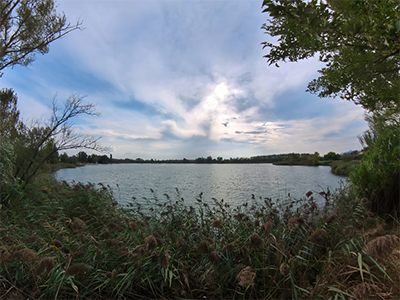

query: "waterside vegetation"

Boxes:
[56, 150, 362, 176]
[1, 174, 399, 299]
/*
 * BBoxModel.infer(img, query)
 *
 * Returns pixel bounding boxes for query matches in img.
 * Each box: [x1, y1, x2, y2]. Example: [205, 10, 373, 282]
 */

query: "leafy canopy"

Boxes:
[261, 0, 400, 113]
[0, 0, 82, 75]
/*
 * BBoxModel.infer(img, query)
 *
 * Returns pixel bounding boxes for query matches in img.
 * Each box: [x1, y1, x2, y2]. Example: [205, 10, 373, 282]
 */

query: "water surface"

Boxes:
[53, 163, 346, 207]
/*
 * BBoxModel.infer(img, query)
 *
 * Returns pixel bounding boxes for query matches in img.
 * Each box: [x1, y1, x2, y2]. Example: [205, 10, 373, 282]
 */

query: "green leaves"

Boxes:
[261, 0, 400, 113]
[350, 114, 400, 217]
[0, 0, 82, 74]
[395, 20, 400, 31]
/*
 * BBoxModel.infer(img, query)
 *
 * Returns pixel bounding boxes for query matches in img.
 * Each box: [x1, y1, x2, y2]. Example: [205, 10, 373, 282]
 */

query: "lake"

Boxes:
[52, 163, 347, 208]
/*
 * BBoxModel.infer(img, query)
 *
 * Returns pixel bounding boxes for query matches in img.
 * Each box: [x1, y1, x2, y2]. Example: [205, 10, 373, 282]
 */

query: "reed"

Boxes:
[0, 176, 398, 299]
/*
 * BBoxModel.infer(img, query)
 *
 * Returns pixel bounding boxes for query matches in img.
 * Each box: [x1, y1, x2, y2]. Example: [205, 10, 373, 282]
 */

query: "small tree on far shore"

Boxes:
[308, 152, 320, 166]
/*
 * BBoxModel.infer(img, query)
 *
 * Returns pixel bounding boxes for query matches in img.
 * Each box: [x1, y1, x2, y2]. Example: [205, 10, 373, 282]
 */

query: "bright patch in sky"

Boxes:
[0, 0, 368, 159]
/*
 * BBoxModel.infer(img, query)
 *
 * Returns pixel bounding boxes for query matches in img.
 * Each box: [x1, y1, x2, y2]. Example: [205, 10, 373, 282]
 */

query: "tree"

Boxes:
[1, 89, 21, 197]
[0, 88, 21, 138]
[261, 0, 400, 113]
[13, 93, 103, 184]
[77, 151, 88, 163]
[323, 152, 340, 161]
[0, 0, 82, 75]
[308, 152, 320, 166]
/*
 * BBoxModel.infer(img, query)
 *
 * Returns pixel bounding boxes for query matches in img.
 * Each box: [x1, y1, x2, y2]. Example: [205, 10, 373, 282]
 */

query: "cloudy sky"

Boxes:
[1, 0, 368, 160]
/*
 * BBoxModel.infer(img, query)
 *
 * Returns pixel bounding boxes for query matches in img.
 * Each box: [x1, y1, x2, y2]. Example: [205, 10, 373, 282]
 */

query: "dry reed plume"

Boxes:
[176, 237, 187, 251]
[212, 219, 222, 228]
[0, 246, 11, 263]
[129, 222, 138, 232]
[253, 219, 260, 227]
[363, 235, 400, 259]
[237, 266, 256, 288]
[12, 248, 37, 262]
[263, 220, 272, 233]
[279, 262, 290, 276]
[197, 240, 213, 254]
[72, 217, 86, 230]
[144, 235, 158, 252]
[309, 229, 326, 243]
[160, 250, 170, 269]
[66, 263, 92, 277]
[33, 257, 55, 276]
[53, 239, 62, 248]
[209, 250, 219, 265]
[288, 217, 298, 230]
[249, 233, 263, 249]
[351, 282, 383, 299]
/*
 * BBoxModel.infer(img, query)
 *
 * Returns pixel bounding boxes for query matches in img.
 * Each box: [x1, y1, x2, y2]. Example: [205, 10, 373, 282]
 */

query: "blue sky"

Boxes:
[1, 0, 368, 159]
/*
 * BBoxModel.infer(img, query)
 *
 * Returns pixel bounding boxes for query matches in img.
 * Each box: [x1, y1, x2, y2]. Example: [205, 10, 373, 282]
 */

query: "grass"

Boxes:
[330, 160, 361, 176]
[40, 162, 82, 174]
[274, 159, 361, 177]
[0, 174, 399, 299]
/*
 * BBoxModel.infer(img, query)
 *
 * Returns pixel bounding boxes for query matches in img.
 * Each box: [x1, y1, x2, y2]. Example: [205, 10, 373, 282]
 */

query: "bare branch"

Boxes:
[16, 93, 104, 185]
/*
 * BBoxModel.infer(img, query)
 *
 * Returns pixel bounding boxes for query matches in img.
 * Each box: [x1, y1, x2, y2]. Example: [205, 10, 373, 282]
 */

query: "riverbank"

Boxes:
[0, 174, 398, 299]
[42, 162, 82, 173]
[330, 160, 361, 175]
[273, 160, 360, 176]
[273, 160, 331, 166]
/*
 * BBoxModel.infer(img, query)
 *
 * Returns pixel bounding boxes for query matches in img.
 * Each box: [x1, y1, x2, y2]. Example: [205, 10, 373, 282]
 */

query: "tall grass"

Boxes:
[0, 175, 398, 299]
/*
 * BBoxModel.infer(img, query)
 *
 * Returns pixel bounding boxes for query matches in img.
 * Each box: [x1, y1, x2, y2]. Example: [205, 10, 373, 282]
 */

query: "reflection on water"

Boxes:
[53, 163, 346, 207]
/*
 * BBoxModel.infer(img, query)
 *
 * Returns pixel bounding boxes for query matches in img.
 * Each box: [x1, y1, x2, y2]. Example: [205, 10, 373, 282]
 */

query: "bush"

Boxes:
[0, 136, 21, 207]
[330, 160, 360, 176]
[350, 124, 400, 217]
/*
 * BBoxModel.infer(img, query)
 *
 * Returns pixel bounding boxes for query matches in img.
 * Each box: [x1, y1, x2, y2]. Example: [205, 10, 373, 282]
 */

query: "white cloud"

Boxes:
[0, 0, 368, 159]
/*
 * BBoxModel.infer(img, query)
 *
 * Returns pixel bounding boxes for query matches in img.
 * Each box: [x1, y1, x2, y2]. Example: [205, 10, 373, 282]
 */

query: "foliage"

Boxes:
[0, 177, 398, 299]
[6, 93, 103, 185]
[358, 113, 400, 151]
[350, 116, 400, 218]
[0, 135, 19, 207]
[330, 160, 360, 176]
[323, 151, 340, 161]
[0, 88, 21, 138]
[0, 0, 82, 75]
[261, 0, 400, 113]
[261, 0, 400, 217]
[0, 89, 21, 206]
[0, 1, 93, 188]
[308, 152, 320, 166]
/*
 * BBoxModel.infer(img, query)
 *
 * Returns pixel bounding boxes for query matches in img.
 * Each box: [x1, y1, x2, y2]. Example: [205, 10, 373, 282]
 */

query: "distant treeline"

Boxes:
[58, 151, 362, 165]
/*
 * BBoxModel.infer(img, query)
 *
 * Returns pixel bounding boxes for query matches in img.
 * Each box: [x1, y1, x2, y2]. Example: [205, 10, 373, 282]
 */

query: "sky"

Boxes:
[0, 0, 369, 160]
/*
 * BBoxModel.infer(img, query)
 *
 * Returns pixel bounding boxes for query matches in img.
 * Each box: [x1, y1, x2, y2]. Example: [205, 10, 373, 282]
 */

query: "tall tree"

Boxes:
[261, 0, 400, 114]
[0, 0, 82, 75]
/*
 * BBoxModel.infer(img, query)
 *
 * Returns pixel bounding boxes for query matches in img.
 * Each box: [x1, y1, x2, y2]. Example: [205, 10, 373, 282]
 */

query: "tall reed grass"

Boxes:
[0, 176, 398, 299]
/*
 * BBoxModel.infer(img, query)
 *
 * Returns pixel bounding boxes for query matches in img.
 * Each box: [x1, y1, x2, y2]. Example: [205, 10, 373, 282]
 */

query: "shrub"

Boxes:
[350, 124, 400, 217]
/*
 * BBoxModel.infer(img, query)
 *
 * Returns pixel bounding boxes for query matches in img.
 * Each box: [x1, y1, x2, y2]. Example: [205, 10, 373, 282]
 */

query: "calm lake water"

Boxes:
[53, 163, 347, 208]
